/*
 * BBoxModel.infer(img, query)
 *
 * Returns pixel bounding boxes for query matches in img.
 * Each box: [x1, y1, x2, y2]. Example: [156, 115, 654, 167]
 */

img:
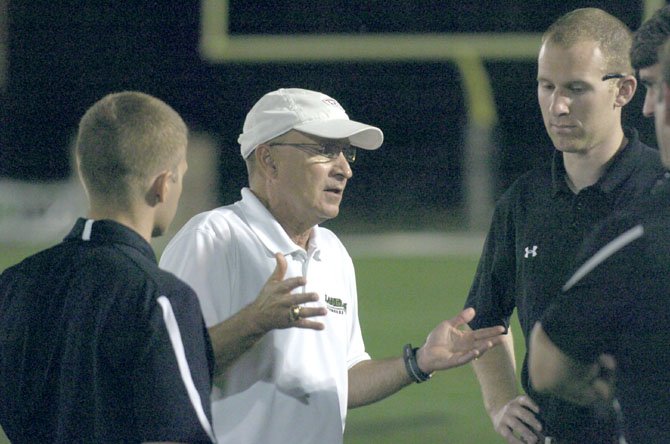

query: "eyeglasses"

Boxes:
[601, 73, 625, 81]
[267, 142, 357, 163]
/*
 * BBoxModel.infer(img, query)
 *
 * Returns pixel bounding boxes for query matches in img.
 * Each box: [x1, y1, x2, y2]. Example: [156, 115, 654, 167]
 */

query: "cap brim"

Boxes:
[294, 119, 383, 150]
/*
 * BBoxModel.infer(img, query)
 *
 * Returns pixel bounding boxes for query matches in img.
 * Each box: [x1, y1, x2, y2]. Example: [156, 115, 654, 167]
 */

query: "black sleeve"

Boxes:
[131, 283, 215, 443]
[465, 191, 517, 331]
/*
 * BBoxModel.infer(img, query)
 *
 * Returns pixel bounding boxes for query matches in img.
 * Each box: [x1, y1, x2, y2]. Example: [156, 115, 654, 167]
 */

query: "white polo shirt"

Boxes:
[160, 188, 370, 444]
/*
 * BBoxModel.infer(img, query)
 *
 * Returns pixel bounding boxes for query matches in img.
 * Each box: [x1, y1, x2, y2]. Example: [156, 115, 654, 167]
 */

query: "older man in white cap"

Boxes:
[160, 88, 504, 444]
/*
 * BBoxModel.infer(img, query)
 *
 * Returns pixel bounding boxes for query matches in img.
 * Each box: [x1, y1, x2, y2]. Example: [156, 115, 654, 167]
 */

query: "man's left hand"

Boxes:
[416, 307, 505, 372]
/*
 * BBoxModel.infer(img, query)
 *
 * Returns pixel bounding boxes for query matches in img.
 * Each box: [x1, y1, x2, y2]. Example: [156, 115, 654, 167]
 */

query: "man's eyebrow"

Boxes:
[536, 77, 590, 84]
[601, 73, 625, 81]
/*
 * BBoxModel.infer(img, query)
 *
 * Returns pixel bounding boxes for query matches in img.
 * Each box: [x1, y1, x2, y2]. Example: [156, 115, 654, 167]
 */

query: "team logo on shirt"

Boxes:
[325, 294, 347, 314]
[524, 245, 538, 258]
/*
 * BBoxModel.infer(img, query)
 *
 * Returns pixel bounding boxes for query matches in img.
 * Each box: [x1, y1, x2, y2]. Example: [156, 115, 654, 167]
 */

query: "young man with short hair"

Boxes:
[465, 8, 665, 444]
[0, 92, 216, 443]
[529, 37, 670, 444]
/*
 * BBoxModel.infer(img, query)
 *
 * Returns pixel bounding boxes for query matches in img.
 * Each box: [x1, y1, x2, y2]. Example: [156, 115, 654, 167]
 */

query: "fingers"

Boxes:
[254, 255, 328, 332]
[516, 395, 540, 414]
[291, 291, 320, 305]
[494, 396, 542, 444]
[451, 350, 479, 367]
[472, 325, 506, 340]
[289, 304, 327, 330]
[269, 253, 287, 282]
[593, 355, 616, 402]
[294, 318, 326, 330]
[294, 305, 327, 320]
[598, 353, 616, 373]
[448, 307, 476, 327]
[468, 325, 506, 358]
[268, 276, 307, 295]
[470, 340, 496, 358]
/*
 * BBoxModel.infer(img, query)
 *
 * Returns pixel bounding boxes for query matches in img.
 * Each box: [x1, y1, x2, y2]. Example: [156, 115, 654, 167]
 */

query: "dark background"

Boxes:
[0, 1, 659, 230]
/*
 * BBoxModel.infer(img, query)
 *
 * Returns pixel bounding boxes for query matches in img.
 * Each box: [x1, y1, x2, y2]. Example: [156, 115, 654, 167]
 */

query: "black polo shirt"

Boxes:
[542, 178, 670, 443]
[465, 128, 664, 442]
[0, 218, 215, 443]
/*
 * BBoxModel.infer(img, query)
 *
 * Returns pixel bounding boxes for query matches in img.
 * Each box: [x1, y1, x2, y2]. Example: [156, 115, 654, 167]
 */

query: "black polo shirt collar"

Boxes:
[64, 218, 156, 263]
[551, 127, 643, 197]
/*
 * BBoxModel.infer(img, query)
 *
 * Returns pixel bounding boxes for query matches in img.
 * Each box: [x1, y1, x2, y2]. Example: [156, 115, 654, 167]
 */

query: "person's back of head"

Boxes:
[542, 8, 633, 75]
[631, 6, 670, 72]
[76, 91, 188, 211]
[654, 39, 670, 166]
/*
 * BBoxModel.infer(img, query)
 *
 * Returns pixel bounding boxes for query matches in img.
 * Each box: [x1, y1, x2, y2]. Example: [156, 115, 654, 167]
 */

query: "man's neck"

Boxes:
[87, 207, 154, 243]
[270, 210, 314, 250]
[248, 188, 314, 250]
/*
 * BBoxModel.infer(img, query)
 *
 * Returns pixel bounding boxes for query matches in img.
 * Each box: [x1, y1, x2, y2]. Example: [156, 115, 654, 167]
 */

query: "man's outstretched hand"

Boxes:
[416, 308, 505, 372]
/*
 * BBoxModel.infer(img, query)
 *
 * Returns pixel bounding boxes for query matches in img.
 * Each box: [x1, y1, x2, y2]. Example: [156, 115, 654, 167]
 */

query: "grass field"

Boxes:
[345, 256, 522, 444]
[0, 244, 524, 443]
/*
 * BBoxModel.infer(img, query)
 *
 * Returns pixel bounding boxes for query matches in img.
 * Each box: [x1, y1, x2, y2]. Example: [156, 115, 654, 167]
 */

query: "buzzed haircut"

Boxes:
[76, 91, 187, 205]
[542, 8, 633, 74]
[631, 6, 670, 71]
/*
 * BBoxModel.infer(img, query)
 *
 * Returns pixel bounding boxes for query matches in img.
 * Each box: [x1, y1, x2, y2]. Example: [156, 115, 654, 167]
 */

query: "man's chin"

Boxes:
[552, 140, 581, 153]
[318, 208, 340, 224]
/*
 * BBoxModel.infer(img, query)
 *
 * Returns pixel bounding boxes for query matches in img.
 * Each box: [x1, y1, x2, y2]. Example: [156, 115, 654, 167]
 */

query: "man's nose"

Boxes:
[550, 92, 570, 115]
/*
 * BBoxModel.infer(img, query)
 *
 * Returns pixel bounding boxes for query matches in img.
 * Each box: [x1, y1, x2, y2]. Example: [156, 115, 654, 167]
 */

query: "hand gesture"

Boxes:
[593, 353, 616, 403]
[249, 253, 327, 333]
[492, 395, 542, 444]
[416, 307, 505, 372]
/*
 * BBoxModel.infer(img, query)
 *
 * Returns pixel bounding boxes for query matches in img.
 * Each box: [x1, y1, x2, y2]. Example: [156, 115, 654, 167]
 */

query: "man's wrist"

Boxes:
[403, 343, 433, 383]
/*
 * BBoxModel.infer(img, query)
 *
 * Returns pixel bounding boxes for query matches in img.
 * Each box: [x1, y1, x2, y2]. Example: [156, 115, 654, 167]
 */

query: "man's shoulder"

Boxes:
[175, 204, 244, 238]
[0, 241, 91, 288]
[0, 241, 175, 304]
[509, 165, 552, 190]
[315, 225, 343, 242]
[188, 204, 240, 225]
[150, 265, 199, 301]
[630, 137, 664, 175]
[493, 163, 553, 211]
[109, 245, 199, 308]
[576, 195, 668, 266]
[314, 226, 349, 253]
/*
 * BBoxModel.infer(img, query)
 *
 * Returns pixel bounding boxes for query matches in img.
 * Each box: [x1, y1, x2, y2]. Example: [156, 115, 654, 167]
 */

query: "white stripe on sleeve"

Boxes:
[562, 224, 644, 292]
[157, 296, 216, 443]
[82, 219, 94, 241]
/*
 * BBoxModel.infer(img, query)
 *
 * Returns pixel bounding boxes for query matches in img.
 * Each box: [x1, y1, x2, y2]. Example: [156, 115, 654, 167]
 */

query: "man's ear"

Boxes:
[148, 170, 171, 206]
[614, 76, 637, 107]
[256, 145, 278, 178]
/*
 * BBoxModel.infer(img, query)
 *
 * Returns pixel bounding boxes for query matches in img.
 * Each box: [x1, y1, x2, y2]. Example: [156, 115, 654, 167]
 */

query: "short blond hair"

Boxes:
[542, 8, 633, 74]
[76, 91, 187, 205]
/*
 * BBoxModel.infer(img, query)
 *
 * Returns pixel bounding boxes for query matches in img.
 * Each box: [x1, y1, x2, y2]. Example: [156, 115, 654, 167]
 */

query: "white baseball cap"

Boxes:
[238, 88, 384, 159]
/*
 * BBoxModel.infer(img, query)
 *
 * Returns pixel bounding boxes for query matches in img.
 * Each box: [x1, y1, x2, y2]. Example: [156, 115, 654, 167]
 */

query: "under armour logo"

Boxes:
[524, 246, 538, 258]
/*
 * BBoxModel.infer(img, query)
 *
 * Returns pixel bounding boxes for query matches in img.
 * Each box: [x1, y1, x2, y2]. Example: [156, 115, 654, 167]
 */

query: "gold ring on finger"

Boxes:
[289, 305, 301, 323]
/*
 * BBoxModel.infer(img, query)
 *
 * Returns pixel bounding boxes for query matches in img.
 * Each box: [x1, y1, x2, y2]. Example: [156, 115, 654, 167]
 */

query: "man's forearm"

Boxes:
[347, 358, 413, 408]
[470, 330, 519, 418]
[208, 304, 268, 377]
[529, 323, 603, 406]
